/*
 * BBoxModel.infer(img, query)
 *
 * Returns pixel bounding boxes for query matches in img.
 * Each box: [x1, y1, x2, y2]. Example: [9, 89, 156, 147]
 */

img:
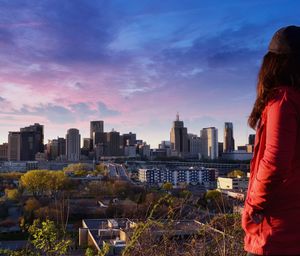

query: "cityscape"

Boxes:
[0, 114, 255, 165]
[0, 115, 253, 255]
[0, 0, 298, 255]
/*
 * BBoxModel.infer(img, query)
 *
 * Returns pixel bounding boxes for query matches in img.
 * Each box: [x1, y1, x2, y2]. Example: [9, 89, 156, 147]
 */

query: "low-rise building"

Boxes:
[217, 177, 248, 191]
[138, 167, 216, 188]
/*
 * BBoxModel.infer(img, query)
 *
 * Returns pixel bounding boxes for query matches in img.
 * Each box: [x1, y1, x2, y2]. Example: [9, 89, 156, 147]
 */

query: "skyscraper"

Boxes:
[201, 127, 218, 160]
[224, 122, 235, 152]
[8, 132, 20, 161]
[46, 137, 66, 160]
[188, 134, 202, 158]
[248, 134, 255, 145]
[122, 132, 136, 147]
[0, 143, 8, 161]
[107, 129, 121, 156]
[20, 123, 44, 161]
[66, 128, 81, 161]
[90, 121, 104, 149]
[170, 113, 188, 157]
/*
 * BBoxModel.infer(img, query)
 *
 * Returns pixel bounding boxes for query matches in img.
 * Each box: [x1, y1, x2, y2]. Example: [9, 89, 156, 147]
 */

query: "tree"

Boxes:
[28, 219, 72, 256]
[20, 170, 50, 196]
[63, 163, 92, 175]
[95, 163, 107, 175]
[5, 188, 20, 201]
[20, 170, 69, 197]
[227, 170, 245, 178]
[46, 171, 69, 195]
[162, 182, 173, 191]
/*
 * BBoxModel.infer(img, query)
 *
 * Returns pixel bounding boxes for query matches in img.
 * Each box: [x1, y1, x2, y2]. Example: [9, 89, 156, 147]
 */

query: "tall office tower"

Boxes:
[200, 127, 219, 160]
[57, 137, 66, 158]
[106, 130, 121, 156]
[187, 134, 202, 158]
[0, 143, 8, 161]
[90, 121, 104, 149]
[66, 128, 81, 161]
[218, 142, 224, 158]
[170, 113, 188, 157]
[20, 123, 44, 161]
[83, 138, 92, 149]
[122, 132, 136, 147]
[8, 132, 21, 161]
[46, 139, 58, 160]
[224, 122, 235, 152]
[248, 134, 255, 145]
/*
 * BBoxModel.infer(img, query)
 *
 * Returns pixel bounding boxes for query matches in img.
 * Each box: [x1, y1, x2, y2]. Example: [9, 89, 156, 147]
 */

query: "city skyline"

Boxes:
[0, 1, 299, 147]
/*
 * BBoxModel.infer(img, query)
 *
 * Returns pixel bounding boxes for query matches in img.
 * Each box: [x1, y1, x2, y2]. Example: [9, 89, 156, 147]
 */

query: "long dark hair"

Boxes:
[248, 52, 300, 129]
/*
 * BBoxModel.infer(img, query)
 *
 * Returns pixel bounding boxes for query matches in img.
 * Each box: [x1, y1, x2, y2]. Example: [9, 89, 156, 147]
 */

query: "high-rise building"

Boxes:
[122, 132, 136, 147]
[170, 113, 188, 157]
[107, 130, 121, 156]
[90, 121, 104, 149]
[66, 128, 81, 161]
[8, 132, 21, 161]
[57, 137, 66, 158]
[0, 143, 8, 161]
[46, 139, 58, 160]
[46, 137, 66, 160]
[187, 134, 202, 158]
[201, 127, 218, 160]
[224, 122, 235, 152]
[83, 138, 92, 149]
[20, 123, 44, 161]
[248, 134, 255, 145]
[218, 142, 224, 158]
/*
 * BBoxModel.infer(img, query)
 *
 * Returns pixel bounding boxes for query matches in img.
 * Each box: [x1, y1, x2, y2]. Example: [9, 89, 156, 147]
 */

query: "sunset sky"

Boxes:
[0, 0, 299, 148]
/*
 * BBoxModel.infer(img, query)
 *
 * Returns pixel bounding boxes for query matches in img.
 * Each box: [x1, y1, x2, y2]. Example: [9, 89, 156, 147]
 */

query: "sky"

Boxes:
[0, 0, 299, 148]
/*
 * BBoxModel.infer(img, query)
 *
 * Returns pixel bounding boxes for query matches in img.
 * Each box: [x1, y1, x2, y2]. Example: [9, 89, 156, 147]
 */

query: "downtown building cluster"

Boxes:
[0, 115, 255, 163]
[0, 121, 150, 162]
[154, 114, 254, 161]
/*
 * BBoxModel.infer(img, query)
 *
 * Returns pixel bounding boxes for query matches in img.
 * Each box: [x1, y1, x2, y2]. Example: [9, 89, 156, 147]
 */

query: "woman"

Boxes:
[243, 25, 300, 255]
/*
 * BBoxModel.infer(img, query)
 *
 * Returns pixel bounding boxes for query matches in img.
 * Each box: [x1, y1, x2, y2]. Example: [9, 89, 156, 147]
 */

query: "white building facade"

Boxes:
[200, 127, 218, 160]
[138, 167, 216, 187]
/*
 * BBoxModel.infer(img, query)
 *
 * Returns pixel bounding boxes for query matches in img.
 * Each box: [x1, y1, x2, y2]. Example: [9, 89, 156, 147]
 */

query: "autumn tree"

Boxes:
[28, 219, 72, 256]
[227, 170, 245, 178]
[162, 182, 173, 191]
[20, 170, 68, 197]
[63, 163, 92, 175]
[5, 188, 20, 201]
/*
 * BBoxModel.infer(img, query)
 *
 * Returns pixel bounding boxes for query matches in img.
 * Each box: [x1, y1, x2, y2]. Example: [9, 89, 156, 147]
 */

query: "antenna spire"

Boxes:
[176, 112, 180, 121]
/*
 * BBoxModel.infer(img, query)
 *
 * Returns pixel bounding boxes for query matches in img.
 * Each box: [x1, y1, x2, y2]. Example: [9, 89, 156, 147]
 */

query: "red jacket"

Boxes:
[243, 86, 300, 255]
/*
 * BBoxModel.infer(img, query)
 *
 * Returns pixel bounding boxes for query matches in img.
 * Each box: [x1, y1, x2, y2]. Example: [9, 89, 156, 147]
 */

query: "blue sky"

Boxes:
[0, 0, 299, 148]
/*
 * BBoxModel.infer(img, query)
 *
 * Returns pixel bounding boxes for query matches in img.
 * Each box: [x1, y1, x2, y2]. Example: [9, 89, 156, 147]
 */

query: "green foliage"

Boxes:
[162, 182, 173, 191]
[28, 219, 72, 256]
[85, 247, 95, 256]
[4, 188, 20, 201]
[227, 170, 245, 178]
[0, 248, 36, 256]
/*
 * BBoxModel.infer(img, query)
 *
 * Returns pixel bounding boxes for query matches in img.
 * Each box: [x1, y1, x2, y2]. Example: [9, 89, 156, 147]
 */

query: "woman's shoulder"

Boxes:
[267, 86, 300, 107]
